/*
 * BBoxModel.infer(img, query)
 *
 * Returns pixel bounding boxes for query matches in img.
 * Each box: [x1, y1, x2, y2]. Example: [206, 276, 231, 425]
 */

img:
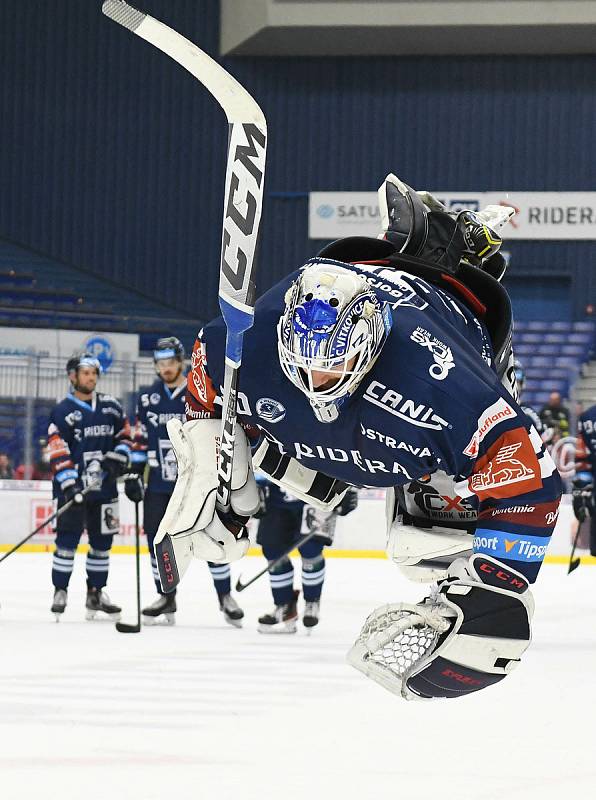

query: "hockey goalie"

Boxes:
[154, 174, 562, 701]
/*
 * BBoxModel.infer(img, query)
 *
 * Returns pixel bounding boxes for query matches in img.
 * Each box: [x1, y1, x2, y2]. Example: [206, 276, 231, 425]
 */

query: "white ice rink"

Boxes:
[1, 552, 596, 800]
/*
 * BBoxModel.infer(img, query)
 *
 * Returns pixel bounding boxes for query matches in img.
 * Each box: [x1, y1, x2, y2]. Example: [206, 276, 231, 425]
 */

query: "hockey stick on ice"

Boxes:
[103, 1, 267, 579]
[235, 531, 319, 593]
[0, 478, 102, 565]
[116, 500, 142, 633]
[568, 522, 583, 574]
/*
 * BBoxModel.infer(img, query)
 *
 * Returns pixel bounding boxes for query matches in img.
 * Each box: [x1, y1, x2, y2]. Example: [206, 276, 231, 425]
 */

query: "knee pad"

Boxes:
[301, 554, 324, 572]
[55, 548, 76, 559]
[386, 522, 473, 582]
[88, 547, 110, 558]
[268, 557, 292, 575]
[299, 537, 325, 561]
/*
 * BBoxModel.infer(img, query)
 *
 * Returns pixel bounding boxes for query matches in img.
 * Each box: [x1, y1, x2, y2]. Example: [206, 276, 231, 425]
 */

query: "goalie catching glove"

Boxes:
[347, 553, 534, 700]
[154, 418, 260, 593]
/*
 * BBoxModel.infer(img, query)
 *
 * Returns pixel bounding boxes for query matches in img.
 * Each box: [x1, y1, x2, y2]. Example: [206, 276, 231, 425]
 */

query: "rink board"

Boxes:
[0, 479, 585, 563]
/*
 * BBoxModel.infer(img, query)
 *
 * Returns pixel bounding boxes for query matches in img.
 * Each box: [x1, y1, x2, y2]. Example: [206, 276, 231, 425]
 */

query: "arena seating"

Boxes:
[513, 319, 595, 409]
[0, 239, 200, 353]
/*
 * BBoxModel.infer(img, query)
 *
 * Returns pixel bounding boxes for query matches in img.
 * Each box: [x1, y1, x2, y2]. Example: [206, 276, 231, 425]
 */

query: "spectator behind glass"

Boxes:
[0, 451, 14, 479]
[539, 391, 570, 437]
[14, 439, 53, 481]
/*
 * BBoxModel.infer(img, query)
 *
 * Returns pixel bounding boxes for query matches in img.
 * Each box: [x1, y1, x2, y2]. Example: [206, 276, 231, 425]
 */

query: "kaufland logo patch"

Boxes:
[463, 398, 516, 457]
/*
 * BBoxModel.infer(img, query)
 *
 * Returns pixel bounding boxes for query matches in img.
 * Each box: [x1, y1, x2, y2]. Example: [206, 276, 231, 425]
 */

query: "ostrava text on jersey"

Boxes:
[187, 261, 562, 582]
[48, 392, 132, 502]
[133, 379, 186, 493]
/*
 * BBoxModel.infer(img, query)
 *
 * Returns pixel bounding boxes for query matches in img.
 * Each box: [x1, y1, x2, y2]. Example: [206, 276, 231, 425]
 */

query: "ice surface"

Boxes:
[1, 553, 595, 800]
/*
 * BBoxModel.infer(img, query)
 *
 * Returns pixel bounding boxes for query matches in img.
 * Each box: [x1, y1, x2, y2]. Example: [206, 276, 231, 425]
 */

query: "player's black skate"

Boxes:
[219, 593, 244, 628]
[51, 588, 67, 621]
[258, 590, 299, 634]
[303, 599, 320, 629]
[142, 593, 177, 626]
[85, 587, 121, 621]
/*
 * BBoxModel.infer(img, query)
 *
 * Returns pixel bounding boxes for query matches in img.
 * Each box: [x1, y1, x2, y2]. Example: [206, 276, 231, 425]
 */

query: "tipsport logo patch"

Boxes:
[473, 529, 549, 563]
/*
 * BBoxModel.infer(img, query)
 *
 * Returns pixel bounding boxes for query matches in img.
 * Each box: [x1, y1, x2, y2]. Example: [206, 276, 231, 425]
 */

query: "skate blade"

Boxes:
[53, 613, 63, 623]
[142, 613, 176, 626]
[257, 621, 297, 634]
[85, 610, 122, 622]
[223, 614, 243, 629]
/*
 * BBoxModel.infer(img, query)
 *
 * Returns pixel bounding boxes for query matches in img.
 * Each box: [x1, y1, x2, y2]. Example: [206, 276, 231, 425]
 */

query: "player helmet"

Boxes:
[153, 337, 185, 362]
[66, 352, 102, 374]
[277, 260, 392, 423]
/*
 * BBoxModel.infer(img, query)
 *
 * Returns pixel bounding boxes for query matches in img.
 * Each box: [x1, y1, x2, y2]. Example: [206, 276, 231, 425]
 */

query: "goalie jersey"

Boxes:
[132, 379, 186, 494]
[186, 261, 562, 582]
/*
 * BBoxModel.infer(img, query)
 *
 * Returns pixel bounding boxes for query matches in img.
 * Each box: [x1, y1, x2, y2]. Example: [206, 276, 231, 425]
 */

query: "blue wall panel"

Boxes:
[0, 1, 594, 323]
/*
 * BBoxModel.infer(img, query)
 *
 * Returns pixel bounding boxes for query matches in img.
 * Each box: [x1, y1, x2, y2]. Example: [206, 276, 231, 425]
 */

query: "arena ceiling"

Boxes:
[221, 0, 596, 56]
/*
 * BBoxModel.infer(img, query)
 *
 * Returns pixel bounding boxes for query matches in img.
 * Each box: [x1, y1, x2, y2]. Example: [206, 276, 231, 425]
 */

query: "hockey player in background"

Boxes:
[513, 359, 543, 436]
[254, 477, 358, 632]
[573, 402, 596, 550]
[129, 337, 244, 626]
[153, 175, 562, 701]
[47, 353, 132, 620]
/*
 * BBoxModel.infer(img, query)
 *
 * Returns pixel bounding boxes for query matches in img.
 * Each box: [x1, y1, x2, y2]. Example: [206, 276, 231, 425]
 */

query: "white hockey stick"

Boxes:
[103, 1, 267, 582]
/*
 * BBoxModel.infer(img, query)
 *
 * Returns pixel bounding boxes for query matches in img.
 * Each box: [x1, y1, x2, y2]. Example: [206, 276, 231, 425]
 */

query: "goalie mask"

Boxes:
[277, 260, 392, 423]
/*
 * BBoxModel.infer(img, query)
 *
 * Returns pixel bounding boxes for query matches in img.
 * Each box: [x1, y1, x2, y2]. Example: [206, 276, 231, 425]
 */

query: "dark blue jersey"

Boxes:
[575, 404, 596, 482]
[186, 261, 562, 582]
[48, 392, 132, 502]
[132, 379, 186, 495]
[256, 474, 305, 511]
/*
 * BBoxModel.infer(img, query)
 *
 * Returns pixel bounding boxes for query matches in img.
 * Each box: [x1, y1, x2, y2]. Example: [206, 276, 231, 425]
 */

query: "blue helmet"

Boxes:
[277, 259, 392, 423]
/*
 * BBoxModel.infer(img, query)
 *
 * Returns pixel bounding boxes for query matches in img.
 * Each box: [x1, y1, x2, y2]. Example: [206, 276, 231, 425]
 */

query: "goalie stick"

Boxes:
[102, 2, 267, 584]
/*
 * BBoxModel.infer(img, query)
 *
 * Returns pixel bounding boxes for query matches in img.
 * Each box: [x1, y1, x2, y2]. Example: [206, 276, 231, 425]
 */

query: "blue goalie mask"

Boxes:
[277, 259, 392, 423]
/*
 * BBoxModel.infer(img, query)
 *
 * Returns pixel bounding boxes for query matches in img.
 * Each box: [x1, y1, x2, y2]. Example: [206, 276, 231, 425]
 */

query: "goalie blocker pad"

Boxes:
[252, 437, 349, 511]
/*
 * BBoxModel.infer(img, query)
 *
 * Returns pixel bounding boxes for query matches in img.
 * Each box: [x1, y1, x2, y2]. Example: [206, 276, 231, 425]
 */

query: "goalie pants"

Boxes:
[143, 491, 232, 597]
[52, 498, 118, 591]
[257, 505, 325, 604]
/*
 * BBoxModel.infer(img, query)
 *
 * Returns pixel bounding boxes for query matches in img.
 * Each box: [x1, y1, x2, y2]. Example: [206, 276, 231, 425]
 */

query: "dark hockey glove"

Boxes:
[336, 487, 358, 517]
[63, 480, 85, 505]
[103, 449, 130, 480]
[572, 482, 594, 523]
[348, 554, 533, 701]
[124, 475, 145, 504]
[56, 468, 84, 505]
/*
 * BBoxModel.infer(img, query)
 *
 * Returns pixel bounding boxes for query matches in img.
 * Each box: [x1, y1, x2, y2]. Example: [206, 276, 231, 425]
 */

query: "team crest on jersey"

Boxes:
[256, 397, 286, 423]
[65, 410, 83, 426]
[150, 393, 160, 405]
